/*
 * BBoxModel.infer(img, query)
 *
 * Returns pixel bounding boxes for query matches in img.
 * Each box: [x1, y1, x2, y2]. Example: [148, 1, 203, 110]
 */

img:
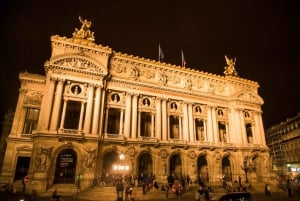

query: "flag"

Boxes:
[181, 50, 186, 67]
[158, 44, 165, 62]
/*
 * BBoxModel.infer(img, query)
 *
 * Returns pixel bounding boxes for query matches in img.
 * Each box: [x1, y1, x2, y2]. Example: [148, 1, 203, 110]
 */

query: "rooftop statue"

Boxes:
[72, 16, 95, 42]
[224, 55, 238, 77]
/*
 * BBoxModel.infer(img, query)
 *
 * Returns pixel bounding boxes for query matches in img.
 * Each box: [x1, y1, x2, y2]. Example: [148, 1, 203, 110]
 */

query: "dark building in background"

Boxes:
[265, 113, 300, 178]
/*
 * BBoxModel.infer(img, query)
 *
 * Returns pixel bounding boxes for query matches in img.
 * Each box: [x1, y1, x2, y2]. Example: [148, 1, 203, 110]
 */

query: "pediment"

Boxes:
[49, 55, 107, 75]
[234, 91, 264, 104]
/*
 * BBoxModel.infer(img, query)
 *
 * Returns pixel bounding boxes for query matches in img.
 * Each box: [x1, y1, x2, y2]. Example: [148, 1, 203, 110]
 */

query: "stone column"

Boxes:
[254, 112, 266, 146]
[124, 93, 132, 138]
[38, 77, 56, 131]
[162, 99, 167, 140]
[119, 109, 124, 136]
[97, 88, 106, 136]
[131, 94, 138, 139]
[203, 120, 208, 141]
[188, 103, 194, 142]
[179, 117, 183, 140]
[206, 107, 213, 142]
[92, 86, 101, 134]
[10, 89, 26, 136]
[232, 108, 242, 144]
[137, 110, 141, 138]
[151, 113, 155, 138]
[59, 99, 67, 129]
[78, 102, 85, 131]
[259, 112, 266, 146]
[104, 108, 109, 134]
[50, 79, 64, 131]
[211, 107, 219, 143]
[155, 98, 162, 140]
[182, 102, 189, 141]
[239, 110, 247, 144]
[83, 84, 94, 134]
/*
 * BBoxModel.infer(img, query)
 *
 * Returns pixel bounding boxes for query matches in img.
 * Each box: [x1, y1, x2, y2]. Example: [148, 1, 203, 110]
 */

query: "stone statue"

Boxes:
[35, 146, 53, 171]
[73, 16, 95, 42]
[84, 149, 97, 171]
[224, 55, 238, 77]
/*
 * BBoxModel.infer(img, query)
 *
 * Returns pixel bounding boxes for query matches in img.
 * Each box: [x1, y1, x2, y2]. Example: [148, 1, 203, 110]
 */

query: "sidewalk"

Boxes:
[1, 182, 298, 201]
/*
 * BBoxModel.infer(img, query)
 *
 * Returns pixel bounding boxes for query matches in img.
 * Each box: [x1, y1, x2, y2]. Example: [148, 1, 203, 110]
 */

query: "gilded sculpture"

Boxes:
[224, 55, 238, 77]
[73, 16, 95, 42]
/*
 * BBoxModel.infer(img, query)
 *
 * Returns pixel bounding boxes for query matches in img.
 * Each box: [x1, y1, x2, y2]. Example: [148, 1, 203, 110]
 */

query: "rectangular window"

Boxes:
[23, 108, 40, 134]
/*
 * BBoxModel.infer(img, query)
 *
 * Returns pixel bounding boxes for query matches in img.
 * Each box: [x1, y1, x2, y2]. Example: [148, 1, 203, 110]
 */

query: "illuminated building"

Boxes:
[0, 17, 272, 193]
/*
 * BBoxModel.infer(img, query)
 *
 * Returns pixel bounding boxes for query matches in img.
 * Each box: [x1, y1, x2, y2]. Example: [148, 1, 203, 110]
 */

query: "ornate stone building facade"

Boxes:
[265, 113, 300, 176]
[0, 17, 271, 193]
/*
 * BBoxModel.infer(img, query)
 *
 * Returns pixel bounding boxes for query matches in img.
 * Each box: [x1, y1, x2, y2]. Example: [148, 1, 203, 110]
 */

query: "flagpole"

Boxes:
[159, 44, 164, 62]
[181, 50, 186, 67]
[158, 44, 160, 61]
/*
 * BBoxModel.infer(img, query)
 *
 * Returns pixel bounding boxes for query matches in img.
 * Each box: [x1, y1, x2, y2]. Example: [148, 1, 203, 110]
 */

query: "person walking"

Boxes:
[265, 184, 271, 196]
[287, 179, 293, 198]
[52, 189, 61, 201]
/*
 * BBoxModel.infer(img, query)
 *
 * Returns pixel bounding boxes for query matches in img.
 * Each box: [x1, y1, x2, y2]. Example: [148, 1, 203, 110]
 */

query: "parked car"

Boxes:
[210, 192, 252, 201]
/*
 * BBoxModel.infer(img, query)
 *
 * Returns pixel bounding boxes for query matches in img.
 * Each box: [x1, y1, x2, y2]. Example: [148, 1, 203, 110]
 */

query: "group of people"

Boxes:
[195, 184, 211, 201]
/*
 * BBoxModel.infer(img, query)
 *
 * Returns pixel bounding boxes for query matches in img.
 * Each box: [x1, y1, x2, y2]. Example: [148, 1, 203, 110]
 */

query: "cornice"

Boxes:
[51, 35, 112, 56]
[19, 72, 46, 85]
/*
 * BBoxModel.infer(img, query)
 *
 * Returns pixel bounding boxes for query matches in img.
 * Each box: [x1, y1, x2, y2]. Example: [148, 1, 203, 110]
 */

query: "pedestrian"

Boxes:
[265, 184, 271, 196]
[287, 179, 292, 198]
[195, 189, 201, 201]
[164, 183, 170, 200]
[52, 189, 61, 201]
[195, 185, 205, 201]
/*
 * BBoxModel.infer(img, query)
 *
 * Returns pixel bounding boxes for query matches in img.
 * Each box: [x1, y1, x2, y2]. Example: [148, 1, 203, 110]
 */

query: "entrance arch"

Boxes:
[138, 153, 153, 176]
[54, 149, 77, 184]
[102, 151, 119, 177]
[197, 155, 209, 183]
[170, 154, 182, 177]
[222, 157, 232, 181]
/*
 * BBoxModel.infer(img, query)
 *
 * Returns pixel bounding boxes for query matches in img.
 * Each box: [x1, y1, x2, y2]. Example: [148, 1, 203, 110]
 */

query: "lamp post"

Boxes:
[75, 173, 83, 201]
[114, 153, 129, 201]
[241, 156, 252, 183]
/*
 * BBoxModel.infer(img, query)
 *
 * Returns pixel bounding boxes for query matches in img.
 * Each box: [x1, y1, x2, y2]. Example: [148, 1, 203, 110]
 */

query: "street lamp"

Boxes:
[114, 153, 129, 201]
[75, 173, 83, 201]
[241, 156, 253, 183]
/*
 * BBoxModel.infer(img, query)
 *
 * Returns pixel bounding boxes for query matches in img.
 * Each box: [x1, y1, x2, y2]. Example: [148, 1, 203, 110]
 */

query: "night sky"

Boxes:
[1, 0, 299, 129]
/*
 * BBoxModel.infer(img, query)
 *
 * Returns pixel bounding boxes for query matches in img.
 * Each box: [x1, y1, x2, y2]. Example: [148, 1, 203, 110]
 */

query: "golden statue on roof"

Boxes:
[224, 55, 238, 77]
[73, 16, 95, 42]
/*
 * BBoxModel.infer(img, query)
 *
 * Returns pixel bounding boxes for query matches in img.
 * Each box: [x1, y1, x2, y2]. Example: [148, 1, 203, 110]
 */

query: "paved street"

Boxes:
[1, 185, 300, 201]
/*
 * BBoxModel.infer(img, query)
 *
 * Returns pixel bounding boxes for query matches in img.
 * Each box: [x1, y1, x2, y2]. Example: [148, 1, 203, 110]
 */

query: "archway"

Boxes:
[222, 157, 232, 181]
[170, 154, 182, 177]
[138, 153, 153, 177]
[197, 155, 209, 183]
[102, 151, 118, 185]
[54, 149, 77, 184]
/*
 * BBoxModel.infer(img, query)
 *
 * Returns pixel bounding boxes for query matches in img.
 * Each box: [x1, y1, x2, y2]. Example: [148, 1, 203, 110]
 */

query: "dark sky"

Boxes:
[0, 0, 299, 129]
